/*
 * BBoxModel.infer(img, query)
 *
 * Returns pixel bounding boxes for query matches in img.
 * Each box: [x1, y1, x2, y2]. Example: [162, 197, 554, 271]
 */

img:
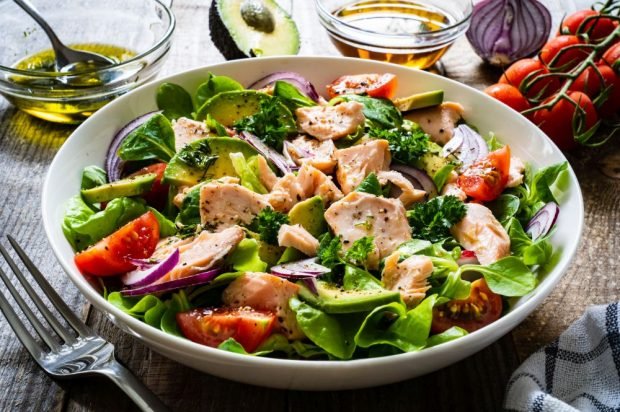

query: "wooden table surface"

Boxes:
[1, 1, 618, 411]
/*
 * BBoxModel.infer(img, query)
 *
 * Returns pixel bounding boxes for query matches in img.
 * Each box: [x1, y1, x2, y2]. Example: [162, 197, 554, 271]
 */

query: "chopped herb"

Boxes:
[250, 207, 289, 245]
[317, 232, 343, 270]
[369, 127, 429, 165]
[407, 195, 467, 242]
[177, 139, 219, 170]
[344, 236, 375, 269]
[233, 98, 295, 150]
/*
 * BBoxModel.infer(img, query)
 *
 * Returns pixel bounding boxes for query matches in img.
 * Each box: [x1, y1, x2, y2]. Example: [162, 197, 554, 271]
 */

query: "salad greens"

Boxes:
[118, 114, 176, 163]
[368, 126, 429, 164]
[407, 196, 467, 242]
[156, 83, 194, 120]
[250, 207, 289, 245]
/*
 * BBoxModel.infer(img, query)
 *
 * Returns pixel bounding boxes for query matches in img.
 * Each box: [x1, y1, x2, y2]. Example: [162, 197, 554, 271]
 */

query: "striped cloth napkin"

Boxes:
[504, 303, 620, 411]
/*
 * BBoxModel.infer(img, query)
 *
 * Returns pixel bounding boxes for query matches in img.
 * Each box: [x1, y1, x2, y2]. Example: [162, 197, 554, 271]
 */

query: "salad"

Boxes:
[62, 71, 569, 360]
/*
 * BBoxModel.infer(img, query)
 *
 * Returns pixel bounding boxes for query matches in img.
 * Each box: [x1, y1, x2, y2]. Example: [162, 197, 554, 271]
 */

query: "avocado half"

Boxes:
[209, 0, 300, 60]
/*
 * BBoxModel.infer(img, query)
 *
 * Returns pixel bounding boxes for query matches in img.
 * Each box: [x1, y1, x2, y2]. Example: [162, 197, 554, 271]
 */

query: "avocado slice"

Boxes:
[413, 141, 450, 178]
[81, 173, 156, 204]
[393, 90, 444, 112]
[164, 137, 258, 186]
[288, 196, 327, 238]
[298, 280, 401, 314]
[196, 90, 277, 124]
[209, 0, 300, 60]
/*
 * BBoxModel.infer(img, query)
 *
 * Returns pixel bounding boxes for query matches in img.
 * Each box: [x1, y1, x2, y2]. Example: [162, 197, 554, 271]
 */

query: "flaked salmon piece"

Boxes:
[382, 252, 433, 308]
[441, 171, 467, 201]
[287, 135, 337, 174]
[507, 156, 526, 188]
[200, 182, 269, 230]
[277, 224, 320, 257]
[173, 177, 241, 208]
[267, 163, 342, 212]
[172, 117, 209, 152]
[451, 203, 510, 265]
[324, 192, 411, 269]
[222, 272, 305, 340]
[377, 170, 426, 207]
[255, 155, 278, 191]
[334, 139, 391, 194]
[405, 102, 464, 145]
[296, 101, 365, 141]
[157, 226, 245, 283]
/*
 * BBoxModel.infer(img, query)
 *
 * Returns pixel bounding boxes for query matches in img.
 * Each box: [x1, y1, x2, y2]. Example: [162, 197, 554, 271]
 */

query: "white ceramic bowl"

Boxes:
[42, 56, 584, 390]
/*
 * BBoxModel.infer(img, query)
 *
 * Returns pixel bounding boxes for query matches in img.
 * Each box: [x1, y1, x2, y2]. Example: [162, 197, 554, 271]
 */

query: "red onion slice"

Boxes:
[271, 258, 330, 279]
[106, 111, 161, 181]
[121, 267, 223, 297]
[122, 249, 180, 287]
[526, 202, 560, 241]
[390, 164, 438, 198]
[239, 131, 297, 175]
[443, 125, 489, 172]
[249, 72, 320, 102]
[301, 277, 319, 295]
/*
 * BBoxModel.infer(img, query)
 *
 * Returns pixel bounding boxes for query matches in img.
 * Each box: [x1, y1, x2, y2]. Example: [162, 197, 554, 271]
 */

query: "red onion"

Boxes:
[442, 125, 489, 171]
[526, 202, 559, 241]
[121, 267, 223, 297]
[106, 111, 161, 181]
[302, 277, 319, 295]
[249, 71, 320, 102]
[271, 258, 330, 279]
[466, 0, 552, 66]
[390, 164, 438, 198]
[239, 131, 296, 175]
[457, 250, 479, 266]
[122, 249, 180, 287]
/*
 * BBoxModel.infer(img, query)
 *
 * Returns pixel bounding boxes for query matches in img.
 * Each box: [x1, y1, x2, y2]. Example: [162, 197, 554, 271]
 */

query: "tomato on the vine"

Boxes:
[569, 63, 617, 100]
[458, 146, 511, 202]
[598, 66, 620, 118]
[602, 43, 620, 73]
[499, 58, 561, 100]
[532, 91, 598, 150]
[431, 279, 502, 334]
[484, 84, 531, 113]
[326, 73, 398, 99]
[560, 10, 618, 42]
[540, 35, 589, 70]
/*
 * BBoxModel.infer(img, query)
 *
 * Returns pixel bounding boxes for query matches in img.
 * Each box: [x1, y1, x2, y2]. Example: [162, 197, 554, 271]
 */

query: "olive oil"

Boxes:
[6, 44, 136, 124]
[330, 0, 454, 69]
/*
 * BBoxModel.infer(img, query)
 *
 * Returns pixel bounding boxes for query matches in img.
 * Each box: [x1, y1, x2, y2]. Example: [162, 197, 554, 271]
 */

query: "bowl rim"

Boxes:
[0, 0, 176, 77]
[42, 55, 584, 371]
[314, 0, 473, 41]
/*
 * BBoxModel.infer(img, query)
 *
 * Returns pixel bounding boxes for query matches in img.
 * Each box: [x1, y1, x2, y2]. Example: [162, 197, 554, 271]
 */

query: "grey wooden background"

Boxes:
[0, 0, 618, 411]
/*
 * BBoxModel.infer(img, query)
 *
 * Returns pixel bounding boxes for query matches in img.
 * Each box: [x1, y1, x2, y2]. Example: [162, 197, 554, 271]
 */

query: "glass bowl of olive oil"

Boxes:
[315, 0, 472, 70]
[0, 0, 175, 124]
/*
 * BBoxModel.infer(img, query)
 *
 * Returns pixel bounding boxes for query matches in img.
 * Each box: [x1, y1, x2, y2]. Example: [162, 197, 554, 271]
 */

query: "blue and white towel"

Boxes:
[505, 303, 620, 411]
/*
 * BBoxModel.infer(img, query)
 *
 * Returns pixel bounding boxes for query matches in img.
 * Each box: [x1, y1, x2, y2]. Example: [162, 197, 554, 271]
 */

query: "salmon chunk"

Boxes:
[277, 224, 320, 257]
[200, 182, 269, 230]
[324, 192, 411, 269]
[441, 171, 467, 201]
[267, 163, 343, 212]
[507, 156, 526, 188]
[172, 117, 209, 152]
[334, 139, 391, 194]
[296, 101, 365, 141]
[405, 102, 464, 145]
[287, 135, 337, 174]
[255, 155, 278, 191]
[222, 272, 305, 340]
[382, 252, 433, 308]
[450, 203, 510, 265]
[377, 170, 426, 207]
[156, 226, 245, 283]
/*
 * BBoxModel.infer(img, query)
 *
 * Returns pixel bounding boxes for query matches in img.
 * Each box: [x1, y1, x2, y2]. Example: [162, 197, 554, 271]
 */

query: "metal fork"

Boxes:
[0, 236, 169, 412]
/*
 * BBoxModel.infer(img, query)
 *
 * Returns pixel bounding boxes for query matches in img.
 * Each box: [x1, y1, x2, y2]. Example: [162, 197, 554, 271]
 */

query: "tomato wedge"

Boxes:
[458, 146, 511, 202]
[431, 279, 502, 334]
[177, 307, 276, 353]
[74, 211, 159, 276]
[129, 162, 169, 210]
[326, 73, 397, 99]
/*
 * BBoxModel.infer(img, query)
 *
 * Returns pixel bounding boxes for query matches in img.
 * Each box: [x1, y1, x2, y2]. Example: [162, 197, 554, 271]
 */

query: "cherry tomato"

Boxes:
[532, 91, 598, 150]
[598, 66, 620, 118]
[74, 212, 160, 276]
[326, 73, 398, 99]
[540, 35, 589, 70]
[431, 279, 502, 334]
[499, 58, 561, 100]
[177, 307, 276, 353]
[560, 10, 618, 42]
[458, 146, 511, 202]
[484, 83, 532, 113]
[602, 43, 620, 74]
[129, 163, 169, 210]
[569, 63, 617, 100]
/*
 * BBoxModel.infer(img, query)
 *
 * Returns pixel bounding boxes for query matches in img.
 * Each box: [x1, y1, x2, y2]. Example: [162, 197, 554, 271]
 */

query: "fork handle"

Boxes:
[99, 360, 170, 412]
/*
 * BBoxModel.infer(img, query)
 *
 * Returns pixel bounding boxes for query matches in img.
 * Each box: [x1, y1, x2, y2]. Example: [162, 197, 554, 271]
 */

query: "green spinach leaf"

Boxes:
[118, 114, 176, 162]
[427, 326, 468, 347]
[341, 95, 403, 129]
[80, 166, 107, 190]
[488, 194, 521, 223]
[195, 73, 244, 109]
[156, 82, 194, 120]
[506, 217, 552, 266]
[460, 256, 536, 297]
[273, 80, 315, 111]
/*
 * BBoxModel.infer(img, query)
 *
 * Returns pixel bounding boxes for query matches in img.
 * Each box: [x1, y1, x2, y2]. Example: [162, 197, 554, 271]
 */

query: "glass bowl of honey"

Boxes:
[315, 0, 473, 70]
[0, 0, 175, 124]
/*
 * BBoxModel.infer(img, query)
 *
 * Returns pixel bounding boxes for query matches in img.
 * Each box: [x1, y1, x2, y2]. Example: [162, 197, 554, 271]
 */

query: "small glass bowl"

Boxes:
[315, 0, 472, 70]
[0, 0, 175, 124]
